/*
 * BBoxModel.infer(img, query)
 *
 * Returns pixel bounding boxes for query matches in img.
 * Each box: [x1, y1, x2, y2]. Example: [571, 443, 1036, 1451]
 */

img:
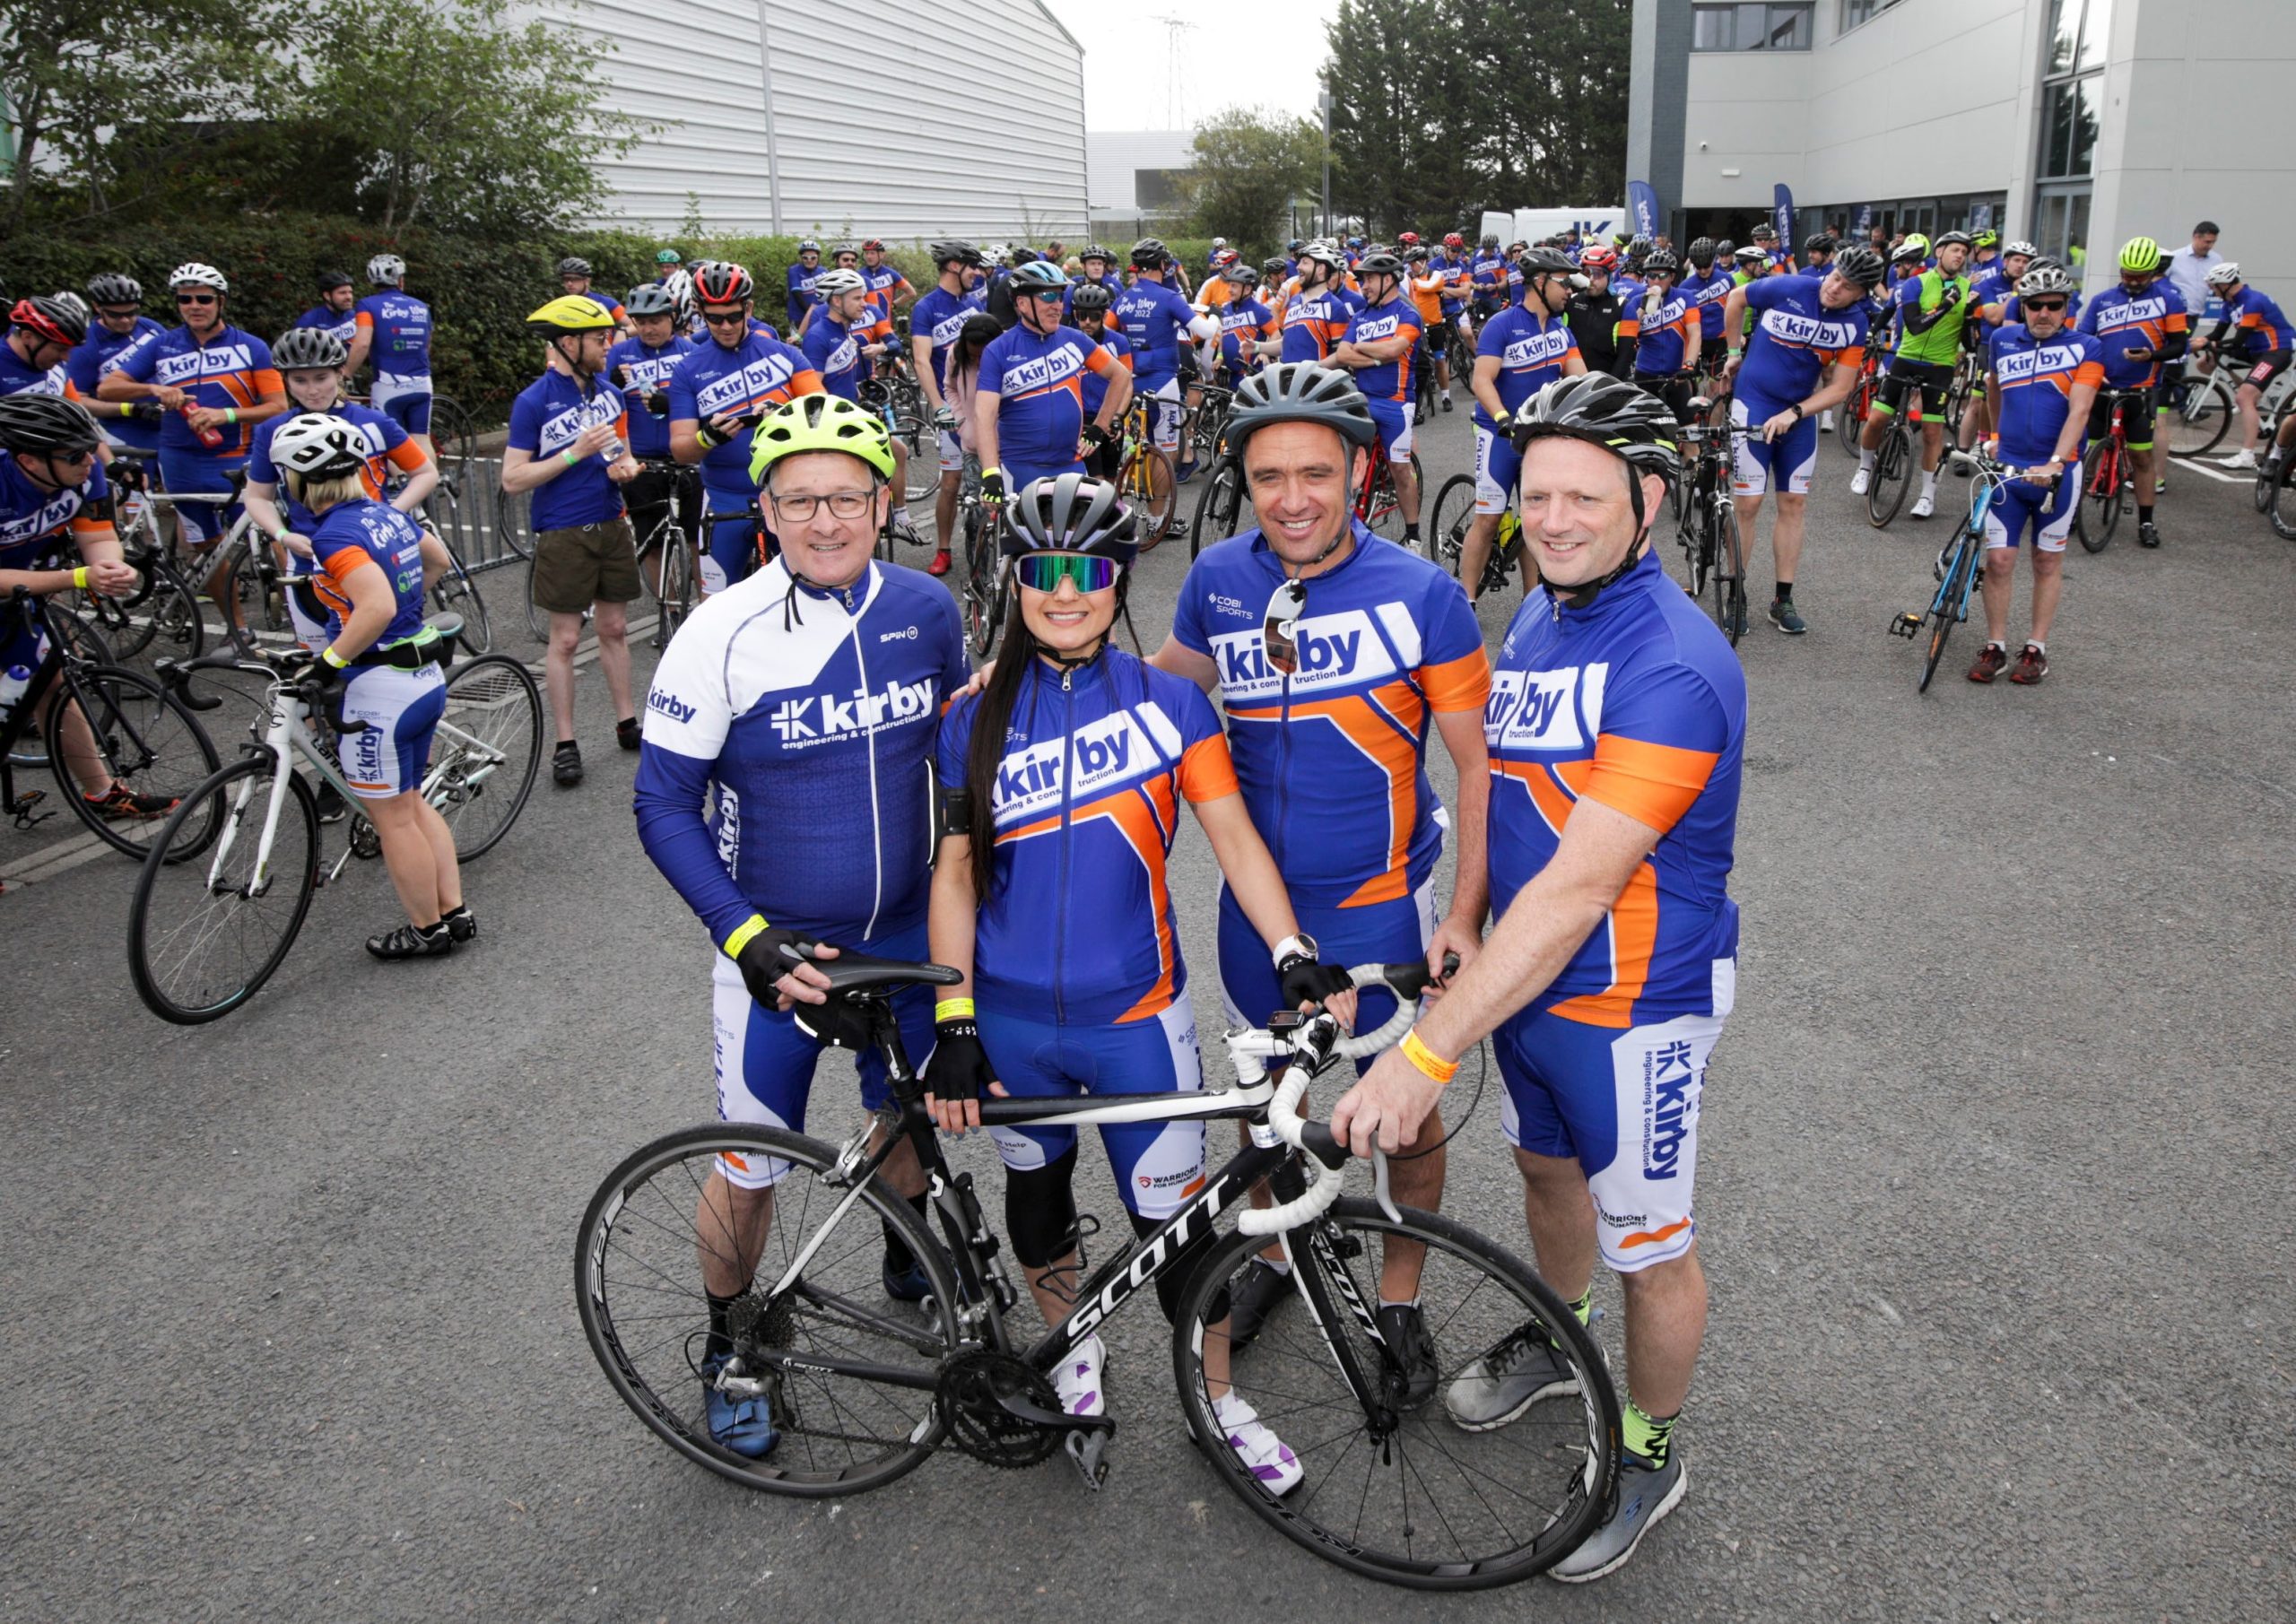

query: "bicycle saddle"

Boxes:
[225, 467, 249, 495]
[799, 950, 963, 994]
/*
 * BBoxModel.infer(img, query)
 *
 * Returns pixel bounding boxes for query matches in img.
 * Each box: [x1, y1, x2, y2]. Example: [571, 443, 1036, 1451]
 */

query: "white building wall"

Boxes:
[525, 0, 1087, 241]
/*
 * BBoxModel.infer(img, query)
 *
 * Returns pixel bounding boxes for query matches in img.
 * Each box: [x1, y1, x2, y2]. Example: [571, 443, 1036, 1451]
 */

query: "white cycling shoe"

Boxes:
[1910, 491, 1935, 519]
[1213, 1390, 1302, 1495]
[1848, 468, 1872, 495]
[1057, 1334, 1107, 1419]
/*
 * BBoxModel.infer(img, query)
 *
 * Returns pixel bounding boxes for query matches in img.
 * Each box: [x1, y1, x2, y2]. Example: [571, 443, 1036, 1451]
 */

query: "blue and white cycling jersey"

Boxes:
[1110, 278, 1201, 389]
[66, 317, 165, 454]
[634, 555, 969, 947]
[354, 291, 434, 378]
[291, 305, 360, 350]
[605, 334, 696, 459]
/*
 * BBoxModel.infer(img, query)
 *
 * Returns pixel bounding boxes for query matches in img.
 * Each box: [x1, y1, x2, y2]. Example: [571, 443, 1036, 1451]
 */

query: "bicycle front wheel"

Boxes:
[2273, 458, 2296, 541]
[1188, 460, 1245, 561]
[2077, 439, 2121, 552]
[430, 522, 495, 656]
[127, 754, 317, 1024]
[1122, 446, 1178, 551]
[576, 1123, 959, 1497]
[47, 664, 222, 860]
[1429, 473, 1476, 578]
[1867, 422, 1912, 527]
[429, 655, 542, 861]
[1174, 1199, 1618, 1590]
[961, 507, 1001, 660]
[1920, 534, 1980, 693]
[1707, 500, 1745, 646]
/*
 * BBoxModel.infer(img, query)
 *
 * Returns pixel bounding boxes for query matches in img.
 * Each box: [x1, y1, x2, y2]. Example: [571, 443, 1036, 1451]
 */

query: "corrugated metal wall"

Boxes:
[525, 0, 1088, 240]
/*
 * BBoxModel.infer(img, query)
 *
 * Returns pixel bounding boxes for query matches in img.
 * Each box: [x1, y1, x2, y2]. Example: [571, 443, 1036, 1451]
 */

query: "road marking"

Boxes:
[2166, 457, 2250, 485]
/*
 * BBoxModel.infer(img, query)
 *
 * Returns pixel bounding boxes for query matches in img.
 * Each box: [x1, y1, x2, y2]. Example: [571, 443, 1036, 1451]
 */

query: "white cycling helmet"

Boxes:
[812, 268, 866, 299]
[2207, 261, 2242, 288]
[2014, 263, 2077, 299]
[169, 262, 229, 294]
[2003, 240, 2039, 259]
[368, 253, 405, 285]
[268, 413, 370, 481]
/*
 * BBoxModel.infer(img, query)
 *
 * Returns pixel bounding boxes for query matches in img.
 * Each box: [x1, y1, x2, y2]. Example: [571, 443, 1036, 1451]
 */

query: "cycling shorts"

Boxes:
[1729, 393, 1818, 498]
[1142, 376, 1184, 457]
[1494, 992, 1731, 1273]
[1474, 423, 1520, 515]
[156, 450, 248, 544]
[1876, 358, 1953, 421]
[284, 577, 329, 650]
[371, 374, 434, 437]
[335, 661, 446, 799]
[978, 994, 1207, 1220]
[1215, 879, 1436, 1080]
[1982, 469, 2078, 553]
[1633, 372, 1695, 424]
[708, 920, 936, 1190]
[698, 488, 763, 596]
[1364, 397, 1416, 464]
[2087, 390, 2156, 451]
[623, 463, 700, 554]
[2231, 348, 2292, 392]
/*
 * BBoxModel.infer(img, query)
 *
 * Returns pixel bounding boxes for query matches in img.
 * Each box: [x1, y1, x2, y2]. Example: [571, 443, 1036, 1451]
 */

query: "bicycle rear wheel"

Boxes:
[1122, 446, 1178, 551]
[46, 664, 222, 859]
[961, 506, 1001, 659]
[1706, 500, 1745, 646]
[2273, 459, 2296, 541]
[1429, 473, 1476, 578]
[2077, 439, 2121, 552]
[1836, 382, 1869, 456]
[2164, 373, 2231, 457]
[655, 533, 696, 648]
[1867, 421, 1912, 527]
[576, 1123, 959, 1497]
[1174, 1199, 1617, 1590]
[429, 655, 542, 861]
[491, 479, 535, 562]
[429, 518, 495, 656]
[127, 754, 317, 1024]
[1187, 459, 1245, 561]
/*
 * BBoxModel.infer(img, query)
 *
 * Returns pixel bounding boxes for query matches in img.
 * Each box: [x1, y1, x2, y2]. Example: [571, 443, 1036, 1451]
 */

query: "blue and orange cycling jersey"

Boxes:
[1621, 285, 1699, 376]
[0, 453, 110, 568]
[2220, 283, 2295, 354]
[2001, 288, 2083, 326]
[1987, 324, 2105, 465]
[861, 264, 913, 320]
[1076, 329, 1131, 419]
[937, 651, 1239, 1026]
[1434, 254, 1471, 316]
[308, 499, 431, 646]
[1484, 547, 1745, 1028]
[910, 284, 985, 382]
[66, 317, 165, 454]
[1278, 286, 1362, 363]
[605, 333, 695, 458]
[1217, 300, 1275, 380]
[1110, 278, 1199, 387]
[1470, 255, 1506, 307]
[1472, 305, 1580, 430]
[1171, 524, 1490, 908]
[2077, 281, 2188, 389]
[1971, 266, 2017, 325]
[978, 324, 1126, 472]
[803, 308, 891, 403]
[785, 263, 824, 331]
[665, 332, 823, 497]
[248, 403, 430, 535]
[0, 343, 75, 399]
[1681, 267, 1734, 339]
[1735, 275, 1869, 406]
[354, 291, 433, 378]
[110, 324, 283, 457]
[1344, 296, 1422, 403]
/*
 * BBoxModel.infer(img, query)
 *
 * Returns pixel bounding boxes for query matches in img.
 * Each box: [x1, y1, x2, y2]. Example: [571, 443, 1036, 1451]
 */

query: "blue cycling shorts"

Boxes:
[1728, 393, 1818, 498]
[335, 663, 445, 799]
[157, 450, 248, 544]
[1981, 467, 2078, 552]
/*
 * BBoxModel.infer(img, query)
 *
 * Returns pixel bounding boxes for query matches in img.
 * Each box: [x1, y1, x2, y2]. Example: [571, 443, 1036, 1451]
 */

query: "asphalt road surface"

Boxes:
[4, 395, 2291, 1623]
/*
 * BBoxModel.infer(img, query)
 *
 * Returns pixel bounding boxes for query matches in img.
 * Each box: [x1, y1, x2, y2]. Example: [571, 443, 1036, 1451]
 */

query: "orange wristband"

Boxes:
[1399, 1029, 1459, 1084]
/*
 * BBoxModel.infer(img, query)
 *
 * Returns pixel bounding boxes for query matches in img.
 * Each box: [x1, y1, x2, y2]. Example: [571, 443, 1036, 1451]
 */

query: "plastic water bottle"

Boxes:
[180, 403, 227, 449]
[0, 661, 32, 725]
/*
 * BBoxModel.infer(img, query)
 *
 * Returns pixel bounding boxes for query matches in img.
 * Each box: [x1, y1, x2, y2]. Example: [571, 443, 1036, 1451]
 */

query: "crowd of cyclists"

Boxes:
[0, 202, 2284, 1581]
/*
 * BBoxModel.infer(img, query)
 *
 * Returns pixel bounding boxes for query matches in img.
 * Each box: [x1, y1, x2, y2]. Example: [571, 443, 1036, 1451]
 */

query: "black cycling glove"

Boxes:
[732, 924, 817, 1007]
[1276, 949, 1353, 1010]
[924, 1017, 997, 1107]
[644, 389, 673, 417]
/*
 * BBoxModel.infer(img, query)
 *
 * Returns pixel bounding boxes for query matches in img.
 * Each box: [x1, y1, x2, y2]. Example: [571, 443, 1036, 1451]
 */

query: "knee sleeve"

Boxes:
[1126, 1208, 1230, 1327]
[1005, 1144, 1081, 1268]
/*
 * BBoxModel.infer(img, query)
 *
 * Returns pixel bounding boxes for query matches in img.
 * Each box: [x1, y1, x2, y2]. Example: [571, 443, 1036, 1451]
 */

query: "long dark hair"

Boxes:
[962, 576, 1143, 903]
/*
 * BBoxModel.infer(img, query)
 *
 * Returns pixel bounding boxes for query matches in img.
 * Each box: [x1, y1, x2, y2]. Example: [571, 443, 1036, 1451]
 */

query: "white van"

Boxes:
[1478, 208, 1628, 248]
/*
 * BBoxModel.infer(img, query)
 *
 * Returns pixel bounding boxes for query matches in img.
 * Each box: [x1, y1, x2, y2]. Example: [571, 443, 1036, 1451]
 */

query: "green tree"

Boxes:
[1183, 107, 1322, 254]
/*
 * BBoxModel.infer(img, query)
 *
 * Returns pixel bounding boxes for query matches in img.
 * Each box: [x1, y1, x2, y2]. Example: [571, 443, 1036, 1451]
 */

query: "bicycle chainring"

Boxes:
[936, 1349, 1063, 1470]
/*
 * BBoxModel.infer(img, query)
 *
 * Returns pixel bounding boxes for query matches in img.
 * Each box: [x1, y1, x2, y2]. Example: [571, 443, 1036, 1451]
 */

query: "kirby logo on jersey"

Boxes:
[153, 344, 260, 386]
[1501, 328, 1576, 370]
[1352, 312, 1406, 342]
[998, 348, 1084, 397]
[990, 706, 1176, 818]
[647, 686, 696, 725]
[1207, 607, 1397, 697]
[694, 353, 801, 418]
[1994, 342, 2086, 385]
[1486, 663, 1610, 751]
[768, 676, 936, 746]
[0, 491, 93, 548]
[1759, 308, 1860, 350]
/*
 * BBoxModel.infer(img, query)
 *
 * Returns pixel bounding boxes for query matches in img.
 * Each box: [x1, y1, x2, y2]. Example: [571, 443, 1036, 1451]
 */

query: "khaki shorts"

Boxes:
[533, 517, 641, 614]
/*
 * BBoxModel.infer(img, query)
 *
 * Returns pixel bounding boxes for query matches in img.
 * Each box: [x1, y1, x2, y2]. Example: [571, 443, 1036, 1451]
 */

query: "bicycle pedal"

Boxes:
[1888, 612, 1922, 639]
[9, 791, 53, 829]
[1065, 1425, 1113, 1490]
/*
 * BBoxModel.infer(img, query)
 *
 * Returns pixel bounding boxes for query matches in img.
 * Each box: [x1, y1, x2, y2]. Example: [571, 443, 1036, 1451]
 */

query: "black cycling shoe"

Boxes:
[1224, 1257, 1295, 1350]
[1375, 1302, 1439, 1410]
[552, 741, 583, 786]
[2137, 520, 2162, 549]
[313, 779, 350, 825]
[615, 716, 641, 751]
[366, 921, 457, 961]
[1439, 395, 1454, 413]
[439, 904, 477, 943]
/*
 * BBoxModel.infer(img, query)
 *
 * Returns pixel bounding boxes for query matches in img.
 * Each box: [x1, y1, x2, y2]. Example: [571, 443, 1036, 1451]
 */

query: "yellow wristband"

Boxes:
[935, 997, 976, 1022]
[71, 565, 91, 590]
[224, 407, 239, 426]
[1399, 1029, 1459, 1084]
[721, 914, 770, 960]
[320, 647, 349, 669]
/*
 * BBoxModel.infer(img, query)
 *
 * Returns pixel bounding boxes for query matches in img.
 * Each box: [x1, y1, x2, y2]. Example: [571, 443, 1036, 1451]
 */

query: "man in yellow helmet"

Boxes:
[501, 296, 642, 786]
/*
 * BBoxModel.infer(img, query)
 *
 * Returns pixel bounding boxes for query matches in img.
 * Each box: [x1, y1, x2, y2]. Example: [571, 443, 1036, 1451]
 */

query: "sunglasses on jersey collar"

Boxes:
[1264, 578, 1308, 675]
[1013, 552, 1119, 593]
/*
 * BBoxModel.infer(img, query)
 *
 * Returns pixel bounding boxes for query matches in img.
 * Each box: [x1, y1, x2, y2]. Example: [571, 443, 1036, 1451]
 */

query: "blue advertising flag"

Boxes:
[1973, 201, 1995, 230]
[1855, 202, 1874, 235]
[1773, 185, 1796, 257]
[1628, 181, 1661, 240]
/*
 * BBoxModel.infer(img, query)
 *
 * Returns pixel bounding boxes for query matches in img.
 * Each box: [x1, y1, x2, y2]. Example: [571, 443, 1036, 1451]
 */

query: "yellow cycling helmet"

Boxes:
[748, 393, 896, 485]
[525, 295, 618, 335]
[2119, 236, 2163, 274]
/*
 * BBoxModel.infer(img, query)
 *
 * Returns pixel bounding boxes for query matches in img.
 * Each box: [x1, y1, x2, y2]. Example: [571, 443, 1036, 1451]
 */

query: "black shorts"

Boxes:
[2087, 389, 2157, 448]
[2231, 348, 2292, 393]
[1878, 358, 1953, 421]
[1633, 373, 1694, 423]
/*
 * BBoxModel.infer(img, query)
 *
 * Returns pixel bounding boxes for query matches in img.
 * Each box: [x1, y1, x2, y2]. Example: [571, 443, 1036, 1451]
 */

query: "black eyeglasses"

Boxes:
[175, 293, 218, 306]
[770, 490, 875, 521]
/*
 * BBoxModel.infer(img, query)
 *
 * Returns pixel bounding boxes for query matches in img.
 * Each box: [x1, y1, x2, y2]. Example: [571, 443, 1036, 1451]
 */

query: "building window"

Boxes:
[2033, 0, 2109, 265]
[1839, 0, 1904, 30]
[1692, 4, 1813, 51]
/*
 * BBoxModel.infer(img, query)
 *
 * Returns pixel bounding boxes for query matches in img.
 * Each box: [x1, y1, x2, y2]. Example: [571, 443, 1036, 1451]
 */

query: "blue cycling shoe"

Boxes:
[883, 1255, 933, 1303]
[702, 1355, 779, 1458]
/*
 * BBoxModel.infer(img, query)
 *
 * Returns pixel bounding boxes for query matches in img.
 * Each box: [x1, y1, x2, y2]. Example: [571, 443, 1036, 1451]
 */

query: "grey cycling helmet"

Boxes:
[1069, 282, 1114, 316]
[85, 272, 143, 307]
[1831, 246, 1887, 288]
[2015, 262, 2077, 298]
[555, 256, 593, 279]
[0, 391, 102, 456]
[624, 283, 678, 318]
[1512, 372, 1681, 487]
[2003, 240, 2039, 259]
[1686, 238, 1718, 265]
[1004, 473, 1138, 567]
[272, 326, 349, 370]
[1227, 362, 1378, 451]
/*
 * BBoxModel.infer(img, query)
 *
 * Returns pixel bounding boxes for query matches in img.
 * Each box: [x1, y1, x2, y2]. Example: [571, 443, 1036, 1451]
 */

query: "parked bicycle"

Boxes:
[2071, 387, 2150, 552]
[1888, 446, 2022, 692]
[1674, 404, 1748, 644]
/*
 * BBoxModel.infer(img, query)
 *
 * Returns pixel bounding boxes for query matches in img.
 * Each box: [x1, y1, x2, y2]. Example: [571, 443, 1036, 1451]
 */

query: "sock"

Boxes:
[2026, 639, 2046, 654]
[555, 738, 578, 751]
[1623, 1399, 1679, 1467]
[883, 1193, 932, 1273]
[440, 903, 472, 925]
[705, 1289, 741, 1362]
[1378, 1296, 1421, 1312]
[1774, 580, 1793, 603]
[1258, 1255, 1292, 1277]
[1567, 1288, 1593, 1326]
[1920, 469, 1937, 495]
[1986, 638, 2006, 651]
[1857, 449, 1875, 472]
[2138, 504, 2153, 523]
[1404, 525, 1422, 542]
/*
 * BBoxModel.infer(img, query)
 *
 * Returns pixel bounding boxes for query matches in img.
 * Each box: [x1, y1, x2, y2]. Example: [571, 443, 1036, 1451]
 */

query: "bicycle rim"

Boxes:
[659, 535, 696, 646]
[1429, 474, 1475, 578]
[1920, 540, 1976, 692]
[127, 755, 317, 1024]
[2167, 378, 2231, 457]
[48, 665, 222, 860]
[2274, 462, 2296, 541]
[1173, 1201, 1617, 1590]
[2077, 442, 2116, 552]
[1709, 503, 1744, 645]
[430, 656, 541, 861]
[576, 1124, 958, 1496]
[1128, 448, 1178, 551]
[433, 553, 494, 658]
[1868, 427, 1911, 527]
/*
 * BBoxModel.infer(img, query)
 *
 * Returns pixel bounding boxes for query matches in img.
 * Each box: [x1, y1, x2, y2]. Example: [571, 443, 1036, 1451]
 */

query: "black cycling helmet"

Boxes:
[1069, 282, 1114, 316]
[1716, 239, 1736, 258]
[1129, 237, 1170, 269]
[273, 326, 349, 370]
[1509, 374, 1682, 604]
[1081, 243, 1113, 263]
[0, 391, 101, 457]
[624, 283, 678, 318]
[316, 267, 353, 291]
[1227, 362, 1377, 453]
[1519, 248, 1577, 279]
[931, 239, 986, 269]
[1008, 247, 1039, 266]
[1933, 230, 1972, 249]
[85, 272, 143, 307]
[555, 256, 593, 279]
[1262, 257, 1289, 280]
[1642, 249, 1681, 275]
[1227, 266, 1260, 290]
[1805, 232, 1838, 255]
[1004, 473, 1138, 568]
[11, 295, 87, 348]
[1686, 237, 1717, 265]
[1831, 246, 1887, 288]
[1356, 252, 1407, 281]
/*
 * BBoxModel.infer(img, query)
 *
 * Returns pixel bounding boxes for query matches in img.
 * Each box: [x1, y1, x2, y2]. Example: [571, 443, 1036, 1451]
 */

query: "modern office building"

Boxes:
[524, 0, 1089, 240]
[1627, 0, 2294, 293]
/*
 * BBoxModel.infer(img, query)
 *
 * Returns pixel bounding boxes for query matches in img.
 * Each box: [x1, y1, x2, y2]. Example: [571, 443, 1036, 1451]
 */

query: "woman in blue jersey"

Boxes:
[268, 413, 467, 960]
[922, 473, 1354, 1493]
